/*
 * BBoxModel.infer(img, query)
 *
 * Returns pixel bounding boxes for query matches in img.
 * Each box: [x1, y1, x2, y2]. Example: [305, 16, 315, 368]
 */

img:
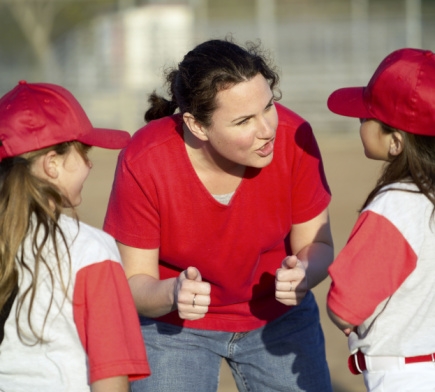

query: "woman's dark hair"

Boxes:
[144, 38, 281, 126]
[362, 122, 435, 214]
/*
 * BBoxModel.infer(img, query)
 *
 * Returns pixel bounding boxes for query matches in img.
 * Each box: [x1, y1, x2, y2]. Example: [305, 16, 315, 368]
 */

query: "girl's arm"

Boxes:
[91, 376, 128, 392]
[118, 243, 211, 320]
[275, 208, 334, 305]
[327, 306, 356, 336]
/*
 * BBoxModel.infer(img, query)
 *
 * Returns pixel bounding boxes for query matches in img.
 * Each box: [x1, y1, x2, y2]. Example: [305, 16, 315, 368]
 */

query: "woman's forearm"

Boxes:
[296, 241, 334, 290]
[128, 274, 177, 318]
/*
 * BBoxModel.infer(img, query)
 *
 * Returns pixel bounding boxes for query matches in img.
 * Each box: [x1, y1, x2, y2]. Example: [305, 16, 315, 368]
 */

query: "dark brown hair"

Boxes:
[362, 122, 435, 213]
[144, 38, 281, 127]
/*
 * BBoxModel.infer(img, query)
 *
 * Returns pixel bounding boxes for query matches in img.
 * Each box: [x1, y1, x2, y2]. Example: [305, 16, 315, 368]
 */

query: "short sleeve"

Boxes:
[104, 149, 160, 249]
[327, 210, 417, 325]
[290, 121, 331, 224]
[73, 260, 150, 383]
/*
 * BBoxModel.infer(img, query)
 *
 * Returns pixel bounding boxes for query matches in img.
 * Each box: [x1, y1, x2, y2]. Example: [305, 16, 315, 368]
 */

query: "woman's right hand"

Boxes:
[174, 267, 211, 320]
[117, 243, 211, 319]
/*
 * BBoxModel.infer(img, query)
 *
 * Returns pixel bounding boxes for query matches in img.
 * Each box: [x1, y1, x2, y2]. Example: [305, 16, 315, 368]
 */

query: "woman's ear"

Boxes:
[389, 131, 404, 156]
[183, 112, 209, 141]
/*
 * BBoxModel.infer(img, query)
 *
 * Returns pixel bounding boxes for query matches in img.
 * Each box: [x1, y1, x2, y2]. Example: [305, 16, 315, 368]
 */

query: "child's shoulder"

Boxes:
[370, 182, 420, 203]
[364, 182, 431, 237]
[60, 215, 122, 271]
[367, 182, 425, 212]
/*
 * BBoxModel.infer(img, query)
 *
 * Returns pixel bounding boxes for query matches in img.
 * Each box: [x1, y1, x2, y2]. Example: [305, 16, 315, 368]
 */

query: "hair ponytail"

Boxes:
[143, 38, 280, 127]
[144, 90, 178, 123]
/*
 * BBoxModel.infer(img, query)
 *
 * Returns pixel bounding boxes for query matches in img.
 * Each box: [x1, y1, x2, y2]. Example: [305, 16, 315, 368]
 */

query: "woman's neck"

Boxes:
[183, 125, 245, 194]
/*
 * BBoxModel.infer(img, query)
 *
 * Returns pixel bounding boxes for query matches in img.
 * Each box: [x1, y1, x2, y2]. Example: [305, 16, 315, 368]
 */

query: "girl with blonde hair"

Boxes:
[0, 81, 150, 391]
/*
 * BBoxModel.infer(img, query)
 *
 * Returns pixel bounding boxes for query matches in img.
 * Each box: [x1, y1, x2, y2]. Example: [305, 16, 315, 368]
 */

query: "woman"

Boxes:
[104, 38, 333, 392]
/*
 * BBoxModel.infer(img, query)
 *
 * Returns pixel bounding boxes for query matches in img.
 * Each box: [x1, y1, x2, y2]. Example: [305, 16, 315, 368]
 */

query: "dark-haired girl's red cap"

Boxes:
[0, 81, 131, 160]
[327, 48, 435, 136]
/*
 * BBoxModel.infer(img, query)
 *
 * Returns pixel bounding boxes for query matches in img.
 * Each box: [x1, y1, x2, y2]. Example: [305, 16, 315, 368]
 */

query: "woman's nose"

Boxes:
[258, 116, 275, 139]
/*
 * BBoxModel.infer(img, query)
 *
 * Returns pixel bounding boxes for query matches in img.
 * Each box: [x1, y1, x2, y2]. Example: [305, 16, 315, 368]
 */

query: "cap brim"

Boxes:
[78, 128, 131, 149]
[327, 87, 371, 119]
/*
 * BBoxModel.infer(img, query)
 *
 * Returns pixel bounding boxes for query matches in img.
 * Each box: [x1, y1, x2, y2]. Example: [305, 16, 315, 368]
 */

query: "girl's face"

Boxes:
[359, 119, 392, 161]
[202, 73, 279, 169]
[55, 146, 92, 206]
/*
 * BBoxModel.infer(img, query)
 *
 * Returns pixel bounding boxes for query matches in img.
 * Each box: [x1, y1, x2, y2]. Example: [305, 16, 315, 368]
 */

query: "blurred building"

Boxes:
[0, 0, 434, 134]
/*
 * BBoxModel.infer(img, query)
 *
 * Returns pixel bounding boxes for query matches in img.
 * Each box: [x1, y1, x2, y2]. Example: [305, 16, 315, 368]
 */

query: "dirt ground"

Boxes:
[78, 134, 383, 392]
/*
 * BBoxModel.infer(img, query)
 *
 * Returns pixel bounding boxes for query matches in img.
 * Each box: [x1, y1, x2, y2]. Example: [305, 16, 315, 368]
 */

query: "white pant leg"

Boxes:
[364, 362, 435, 392]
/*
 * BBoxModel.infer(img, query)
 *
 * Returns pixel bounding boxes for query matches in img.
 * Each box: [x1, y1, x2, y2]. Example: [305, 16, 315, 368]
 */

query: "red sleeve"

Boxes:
[73, 260, 150, 383]
[290, 120, 331, 224]
[327, 210, 417, 325]
[104, 146, 160, 249]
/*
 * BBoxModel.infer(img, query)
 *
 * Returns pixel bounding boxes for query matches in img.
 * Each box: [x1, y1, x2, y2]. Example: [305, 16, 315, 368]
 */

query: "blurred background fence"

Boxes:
[1, 0, 434, 135]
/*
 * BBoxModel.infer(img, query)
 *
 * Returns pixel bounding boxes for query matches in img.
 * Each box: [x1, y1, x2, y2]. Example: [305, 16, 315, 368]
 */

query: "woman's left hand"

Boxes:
[275, 255, 308, 306]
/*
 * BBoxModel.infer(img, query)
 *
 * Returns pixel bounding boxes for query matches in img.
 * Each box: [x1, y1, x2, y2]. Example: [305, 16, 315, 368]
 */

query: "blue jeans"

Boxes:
[132, 291, 332, 392]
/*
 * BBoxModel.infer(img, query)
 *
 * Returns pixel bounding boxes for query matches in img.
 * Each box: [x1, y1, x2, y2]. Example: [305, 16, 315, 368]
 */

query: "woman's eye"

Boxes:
[236, 118, 249, 126]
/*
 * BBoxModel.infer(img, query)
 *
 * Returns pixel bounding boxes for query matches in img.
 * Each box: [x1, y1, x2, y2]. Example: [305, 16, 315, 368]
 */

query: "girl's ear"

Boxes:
[183, 112, 209, 141]
[389, 131, 404, 156]
[42, 150, 61, 179]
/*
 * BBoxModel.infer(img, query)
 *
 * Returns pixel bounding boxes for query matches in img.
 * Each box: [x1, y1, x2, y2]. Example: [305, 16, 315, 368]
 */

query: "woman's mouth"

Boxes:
[256, 139, 274, 157]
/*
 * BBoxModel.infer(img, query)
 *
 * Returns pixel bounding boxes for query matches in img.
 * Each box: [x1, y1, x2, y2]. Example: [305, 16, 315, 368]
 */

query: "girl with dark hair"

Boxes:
[327, 48, 435, 391]
[0, 81, 150, 391]
[105, 38, 333, 392]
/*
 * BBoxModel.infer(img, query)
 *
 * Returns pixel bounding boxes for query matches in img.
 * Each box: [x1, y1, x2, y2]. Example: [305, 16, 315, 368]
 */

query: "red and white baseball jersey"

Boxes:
[328, 182, 435, 356]
[0, 215, 150, 391]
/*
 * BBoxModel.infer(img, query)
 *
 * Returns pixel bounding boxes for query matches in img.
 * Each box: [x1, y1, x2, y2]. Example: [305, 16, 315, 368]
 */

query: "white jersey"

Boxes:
[0, 215, 149, 391]
[328, 182, 435, 356]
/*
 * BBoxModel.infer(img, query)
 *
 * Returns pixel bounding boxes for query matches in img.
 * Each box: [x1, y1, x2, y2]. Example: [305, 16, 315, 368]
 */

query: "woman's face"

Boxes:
[203, 73, 278, 169]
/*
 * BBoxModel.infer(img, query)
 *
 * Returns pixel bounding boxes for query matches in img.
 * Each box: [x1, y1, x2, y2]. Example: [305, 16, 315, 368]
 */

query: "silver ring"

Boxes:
[192, 294, 197, 307]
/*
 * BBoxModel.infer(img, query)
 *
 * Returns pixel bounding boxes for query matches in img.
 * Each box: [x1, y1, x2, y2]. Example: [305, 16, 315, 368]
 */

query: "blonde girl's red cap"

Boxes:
[327, 48, 435, 136]
[0, 81, 131, 160]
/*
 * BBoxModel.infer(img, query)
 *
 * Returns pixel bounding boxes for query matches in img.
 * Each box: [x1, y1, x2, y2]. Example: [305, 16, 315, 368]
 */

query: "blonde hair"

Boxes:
[0, 141, 90, 343]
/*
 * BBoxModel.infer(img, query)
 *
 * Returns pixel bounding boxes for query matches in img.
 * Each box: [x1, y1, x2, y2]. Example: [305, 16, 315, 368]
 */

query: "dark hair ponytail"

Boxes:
[144, 90, 178, 123]
[144, 38, 280, 126]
